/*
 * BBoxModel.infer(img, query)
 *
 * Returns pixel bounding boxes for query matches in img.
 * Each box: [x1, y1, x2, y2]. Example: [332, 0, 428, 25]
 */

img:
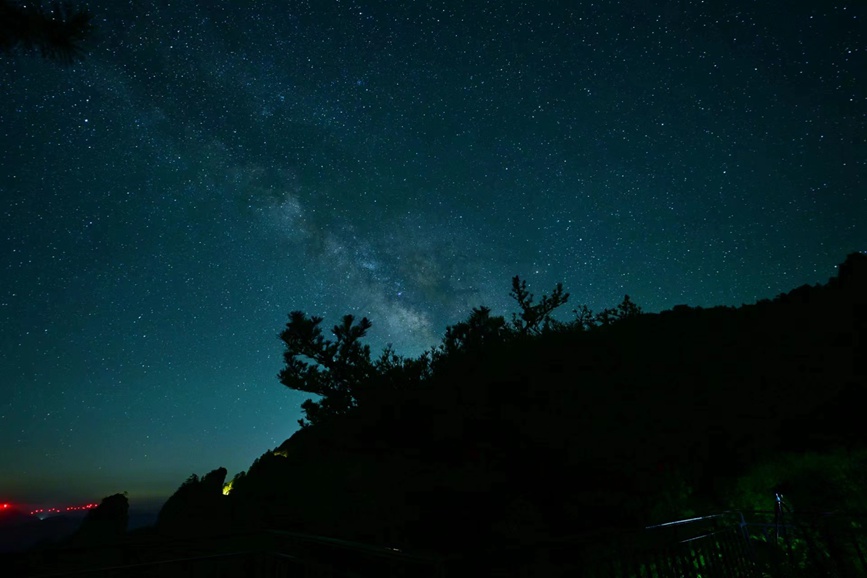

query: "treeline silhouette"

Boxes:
[276, 275, 637, 429]
[157, 252, 865, 554]
[7, 253, 865, 572]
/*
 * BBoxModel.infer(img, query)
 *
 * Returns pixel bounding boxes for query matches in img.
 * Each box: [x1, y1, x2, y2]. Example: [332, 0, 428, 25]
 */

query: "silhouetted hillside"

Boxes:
[173, 253, 866, 554]
[70, 494, 129, 546]
[0, 510, 82, 554]
[157, 468, 228, 538]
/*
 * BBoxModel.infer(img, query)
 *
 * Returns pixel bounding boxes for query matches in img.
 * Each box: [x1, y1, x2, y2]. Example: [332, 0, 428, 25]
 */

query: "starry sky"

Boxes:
[1, 0, 865, 508]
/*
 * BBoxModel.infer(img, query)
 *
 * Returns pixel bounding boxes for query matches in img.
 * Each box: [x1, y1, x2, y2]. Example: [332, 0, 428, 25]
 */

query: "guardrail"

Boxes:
[451, 510, 867, 577]
[7, 511, 867, 577]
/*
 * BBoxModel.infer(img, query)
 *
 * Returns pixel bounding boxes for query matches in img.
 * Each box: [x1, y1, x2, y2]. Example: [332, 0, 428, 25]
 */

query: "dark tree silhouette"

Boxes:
[367, 346, 430, 397]
[440, 306, 510, 356]
[278, 311, 374, 428]
[594, 294, 642, 326]
[572, 304, 597, 330]
[0, 1, 94, 64]
[278, 278, 578, 428]
[509, 276, 570, 335]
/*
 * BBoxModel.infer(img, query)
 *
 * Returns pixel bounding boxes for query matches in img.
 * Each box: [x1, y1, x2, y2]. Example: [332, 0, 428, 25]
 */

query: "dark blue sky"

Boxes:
[1, 0, 865, 507]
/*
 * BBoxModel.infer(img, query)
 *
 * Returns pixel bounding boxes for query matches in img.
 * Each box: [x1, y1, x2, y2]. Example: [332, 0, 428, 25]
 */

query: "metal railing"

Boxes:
[451, 510, 867, 578]
[7, 511, 867, 577]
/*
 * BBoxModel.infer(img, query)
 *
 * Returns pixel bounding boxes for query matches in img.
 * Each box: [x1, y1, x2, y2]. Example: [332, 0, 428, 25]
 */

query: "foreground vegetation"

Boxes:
[153, 252, 866, 553]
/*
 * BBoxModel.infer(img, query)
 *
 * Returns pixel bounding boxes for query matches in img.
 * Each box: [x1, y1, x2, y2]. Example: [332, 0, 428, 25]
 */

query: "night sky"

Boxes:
[1, 1, 865, 508]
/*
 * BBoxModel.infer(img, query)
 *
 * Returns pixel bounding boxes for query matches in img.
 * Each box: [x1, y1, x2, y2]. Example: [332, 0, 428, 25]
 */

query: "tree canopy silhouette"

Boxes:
[509, 276, 570, 335]
[439, 306, 510, 356]
[0, 1, 94, 64]
[278, 276, 577, 428]
[278, 312, 375, 428]
[594, 294, 643, 326]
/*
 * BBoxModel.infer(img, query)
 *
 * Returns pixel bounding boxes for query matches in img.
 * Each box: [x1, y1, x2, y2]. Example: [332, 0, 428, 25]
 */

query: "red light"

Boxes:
[26, 502, 101, 516]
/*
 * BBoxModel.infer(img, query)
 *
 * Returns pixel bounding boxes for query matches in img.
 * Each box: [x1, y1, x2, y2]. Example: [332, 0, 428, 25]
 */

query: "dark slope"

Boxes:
[0, 510, 81, 554]
[224, 253, 866, 553]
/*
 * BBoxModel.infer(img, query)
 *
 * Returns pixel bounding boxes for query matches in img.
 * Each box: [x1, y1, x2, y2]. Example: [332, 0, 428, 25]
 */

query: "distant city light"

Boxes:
[28, 503, 98, 516]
